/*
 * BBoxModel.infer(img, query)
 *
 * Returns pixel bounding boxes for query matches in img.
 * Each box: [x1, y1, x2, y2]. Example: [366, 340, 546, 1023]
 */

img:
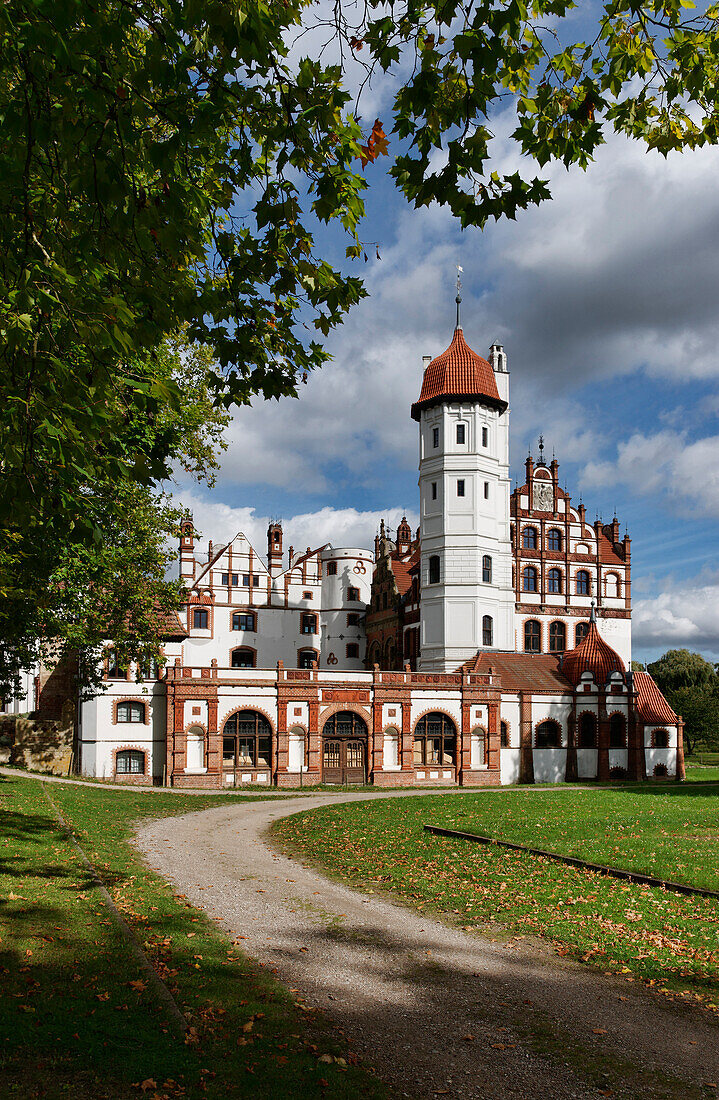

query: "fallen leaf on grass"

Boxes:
[592, 1028, 608, 1035]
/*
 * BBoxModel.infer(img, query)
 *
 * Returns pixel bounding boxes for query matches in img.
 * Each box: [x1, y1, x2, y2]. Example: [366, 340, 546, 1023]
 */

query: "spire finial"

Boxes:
[590, 599, 597, 624]
[455, 264, 463, 329]
[538, 434, 545, 462]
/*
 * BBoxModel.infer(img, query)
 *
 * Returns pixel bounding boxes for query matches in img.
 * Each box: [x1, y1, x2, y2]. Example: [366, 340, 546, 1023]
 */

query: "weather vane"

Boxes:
[455, 264, 463, 328]
[538, 434, 545, 462]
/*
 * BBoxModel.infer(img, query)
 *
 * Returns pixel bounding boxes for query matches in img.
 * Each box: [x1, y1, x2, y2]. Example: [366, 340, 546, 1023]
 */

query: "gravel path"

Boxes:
[135, 791, 719, 1100]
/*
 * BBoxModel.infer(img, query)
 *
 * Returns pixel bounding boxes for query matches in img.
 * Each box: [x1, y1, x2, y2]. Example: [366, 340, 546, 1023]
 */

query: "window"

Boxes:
[231, 573, 238, 586]
[653, 728, 670, 748]
[431, 481, 437, 500]
[536, 720, 561, 748]
[242, 574, 250, 586]
[456, 423, 465, 444]
[193, 608, 209, 629]
[301, 612, 317, 634]
[547, 528, 562, 552]
[347, 613, 360, 626]
[500, 721, 509, 748]
[117, 701, 145, 724]
[576, 621, 590, 645]
[482, 426, 488, 447]
[221, 572, 229, 585]
[346, 643, 359, 659]
[432, 427, 439, 448]
[457, 479, 465, 497]
[232, 612, 256, 632]
[578, 713, 596, 748]
[548, 621, 566, 653]
[482, 615, 493, 646]
[382, 592, 388, 609]
[576, 570, 591, 595]
[522, 526, 538, 549]
[327, 561, 337, 576]
[298, 650, 316, 669]
[482, 555, 492, 583]
[273, 531, 280, 543]
[609, 714, 626, 748]
[413, 713, 456, 766]
[116, 750, 145, 775]
[106, 651, 126, 679]
[484, 481, 489, 499]
[522, 566, 538, 592]
[138, 656, 160, 681]
[231, 648, 255, 668]
[547, 568, 562, 594]
[222, 710, 271, 768]
[429, 555, 440, 584]
[653, 763, 668, 778]
[524, 620, 541, 653]
[347, 586, 360, 602]
[253, 576, 260, 587]
[303, 590, 313, 599]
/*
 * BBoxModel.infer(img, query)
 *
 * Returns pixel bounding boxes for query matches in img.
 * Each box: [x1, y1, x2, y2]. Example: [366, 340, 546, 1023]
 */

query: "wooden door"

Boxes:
[322, 737, 366, 784]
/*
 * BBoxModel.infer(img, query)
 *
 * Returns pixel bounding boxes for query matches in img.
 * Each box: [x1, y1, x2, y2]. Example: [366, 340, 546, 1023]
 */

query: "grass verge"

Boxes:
[272, 785, 719, 1011]
[0, 774, 388, 1099]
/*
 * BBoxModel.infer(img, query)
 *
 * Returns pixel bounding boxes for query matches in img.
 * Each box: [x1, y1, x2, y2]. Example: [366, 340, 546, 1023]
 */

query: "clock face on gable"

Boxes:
[533, 481, 553, 511]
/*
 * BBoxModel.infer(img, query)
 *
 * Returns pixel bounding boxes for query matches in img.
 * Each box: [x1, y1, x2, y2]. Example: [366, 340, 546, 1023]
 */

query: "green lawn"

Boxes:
[273, 784, 719, 1009]
[0, 775, 387, 1099]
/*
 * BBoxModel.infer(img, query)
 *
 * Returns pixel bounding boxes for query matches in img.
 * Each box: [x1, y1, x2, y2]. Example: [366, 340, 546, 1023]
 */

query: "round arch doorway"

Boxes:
[322, 711, 368, 785]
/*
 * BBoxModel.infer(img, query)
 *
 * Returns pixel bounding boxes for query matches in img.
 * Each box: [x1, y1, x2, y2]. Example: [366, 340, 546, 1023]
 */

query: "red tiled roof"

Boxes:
[457, 651, 571, 693]
[634, 671, 678, 724]
[561, 619, 625, 686]
[411, 328, 505, 420]
[158, 609, 189, 640]
[389, 544, 420, 597]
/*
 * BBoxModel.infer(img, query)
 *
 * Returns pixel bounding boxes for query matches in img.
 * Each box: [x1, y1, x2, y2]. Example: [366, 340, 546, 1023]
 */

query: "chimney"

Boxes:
[180, 514, 195, 581]
[267, 522, 283, 577]
[422, 355, 431, 371]
[489, 344, 507, 372]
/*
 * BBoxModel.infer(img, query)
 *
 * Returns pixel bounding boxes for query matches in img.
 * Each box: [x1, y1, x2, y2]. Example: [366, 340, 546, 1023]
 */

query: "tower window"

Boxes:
[431, 481, 437, 500]
[484, 481, 489, 499]
[346, 643, 360, 659]
[482, 426, 488, 447]
[547, 568, 562, 594]
[576, 570, 591, 595]
[524, 620, 541, 653]
[429, 555, 440, 584]
[433, 427, 439, 448]
[522, 526, 538, 549]
[547, 528, 562, 551]
[347, 586, 360, 602]
[327, 561, 337, 575]
[522, 566, 538, 592]
[457, 479, 465, 497]
[482, 615, 493, 646]
[273, 531, 280, 543]
[482, 555, 492, 583]
[456, 424, 465, 444]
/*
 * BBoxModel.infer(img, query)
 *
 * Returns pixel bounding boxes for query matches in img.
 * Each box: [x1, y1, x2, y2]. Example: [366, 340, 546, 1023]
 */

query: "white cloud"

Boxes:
[634, 577, 719, 657]
[174, 488, 417, 565]
[581, 430, 719, 517]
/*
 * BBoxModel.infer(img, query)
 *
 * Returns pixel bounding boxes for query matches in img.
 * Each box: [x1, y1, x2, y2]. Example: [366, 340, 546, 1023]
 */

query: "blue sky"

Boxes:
[175, 35, 719, 667]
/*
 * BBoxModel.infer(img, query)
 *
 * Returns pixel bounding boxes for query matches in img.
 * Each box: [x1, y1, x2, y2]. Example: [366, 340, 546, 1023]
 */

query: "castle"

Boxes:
[14, 319, 683, 787]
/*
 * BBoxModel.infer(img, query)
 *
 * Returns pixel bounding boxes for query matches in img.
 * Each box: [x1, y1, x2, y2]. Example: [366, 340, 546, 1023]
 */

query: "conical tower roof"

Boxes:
[411, 328, 506, 421]
[562, 610, 626, 687]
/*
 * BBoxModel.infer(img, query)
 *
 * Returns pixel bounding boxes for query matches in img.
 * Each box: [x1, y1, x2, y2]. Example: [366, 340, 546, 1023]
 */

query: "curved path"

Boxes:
[136, 791, 718, 1100]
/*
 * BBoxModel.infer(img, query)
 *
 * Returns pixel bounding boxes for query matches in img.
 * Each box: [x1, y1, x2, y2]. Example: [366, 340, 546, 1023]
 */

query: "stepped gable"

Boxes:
[561, 615, 625, 687]
[457, 651, 571, 693]
[411, 327, 506, 420]
[633, 671, 678, 724]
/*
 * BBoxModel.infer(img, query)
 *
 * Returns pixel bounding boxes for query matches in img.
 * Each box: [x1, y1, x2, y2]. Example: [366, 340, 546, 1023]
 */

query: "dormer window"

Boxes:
[193, 608, 209, 629]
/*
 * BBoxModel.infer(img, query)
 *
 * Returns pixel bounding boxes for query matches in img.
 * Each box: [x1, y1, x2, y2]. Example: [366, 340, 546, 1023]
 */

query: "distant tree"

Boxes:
[648, 650, 719, 756]
[630, 660, 646, 672]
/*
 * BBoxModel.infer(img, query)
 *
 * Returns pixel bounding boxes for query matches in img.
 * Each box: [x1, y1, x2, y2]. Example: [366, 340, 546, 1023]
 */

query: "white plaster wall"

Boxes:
[533, 749, 567, 783]
[383, 728, 400, 769]
[499, 696, 521, 748]
[609, 749, 628, 772]
[645, 747, 677, 776]
[500, 748, 521, 785]
[288, 727, 306, 772]
[410, 692, 462, 729]
[577, 748, 598, 778]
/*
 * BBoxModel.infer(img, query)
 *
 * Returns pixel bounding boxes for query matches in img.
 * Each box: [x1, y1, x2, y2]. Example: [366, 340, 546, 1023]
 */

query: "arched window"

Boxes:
[186, 725, 205, 771]
[536, 720, 561, 748]
[429, 555, 440, 584]
[231, 647, 255, 669]
[500, 721, 509, 747]
[653, 763, 668, 778]
[413, 713, 456, 767]
[576, 621, 590, 645]
[482, 615, 493, 646]
[524, 620, 541, 653]
[232, 611, 256, 631]
[578, 712, 596, 748]
[522, 566, 538, 592]
[609, 713, 626, 748]
[193, 607, 209, 629]
[223, 710, 272, 768]
[298, 650, 317, 669]
[116, 749, 145, 774]
[117, 701, 145, 724]
[653, 728, 670, 748]
[547, 568, 562, 594]
[604, 573, 620, 598]
[576, 570, 591, 595]
[522, 526, 538, 549]
[547, 528, 562, 552]
[548, 621, 566, 653]
[301, 612, 317, 634]
[482, 555, 492, 583]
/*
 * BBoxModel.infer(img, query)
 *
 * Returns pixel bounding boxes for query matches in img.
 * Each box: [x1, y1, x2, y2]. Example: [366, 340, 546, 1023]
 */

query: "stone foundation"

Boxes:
[3, 713, 75, 776]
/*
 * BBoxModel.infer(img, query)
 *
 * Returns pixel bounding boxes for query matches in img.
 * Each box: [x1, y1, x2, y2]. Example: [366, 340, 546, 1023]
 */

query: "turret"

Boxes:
[180, 514, 195, 582]
[267, 522, 283, 576]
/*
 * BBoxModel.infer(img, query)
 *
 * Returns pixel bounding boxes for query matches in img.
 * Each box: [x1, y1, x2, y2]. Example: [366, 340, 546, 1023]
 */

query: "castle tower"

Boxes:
[411, 320, 514, 671]
[267, 522, 283, 577]
[179, 514, 196, 583]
